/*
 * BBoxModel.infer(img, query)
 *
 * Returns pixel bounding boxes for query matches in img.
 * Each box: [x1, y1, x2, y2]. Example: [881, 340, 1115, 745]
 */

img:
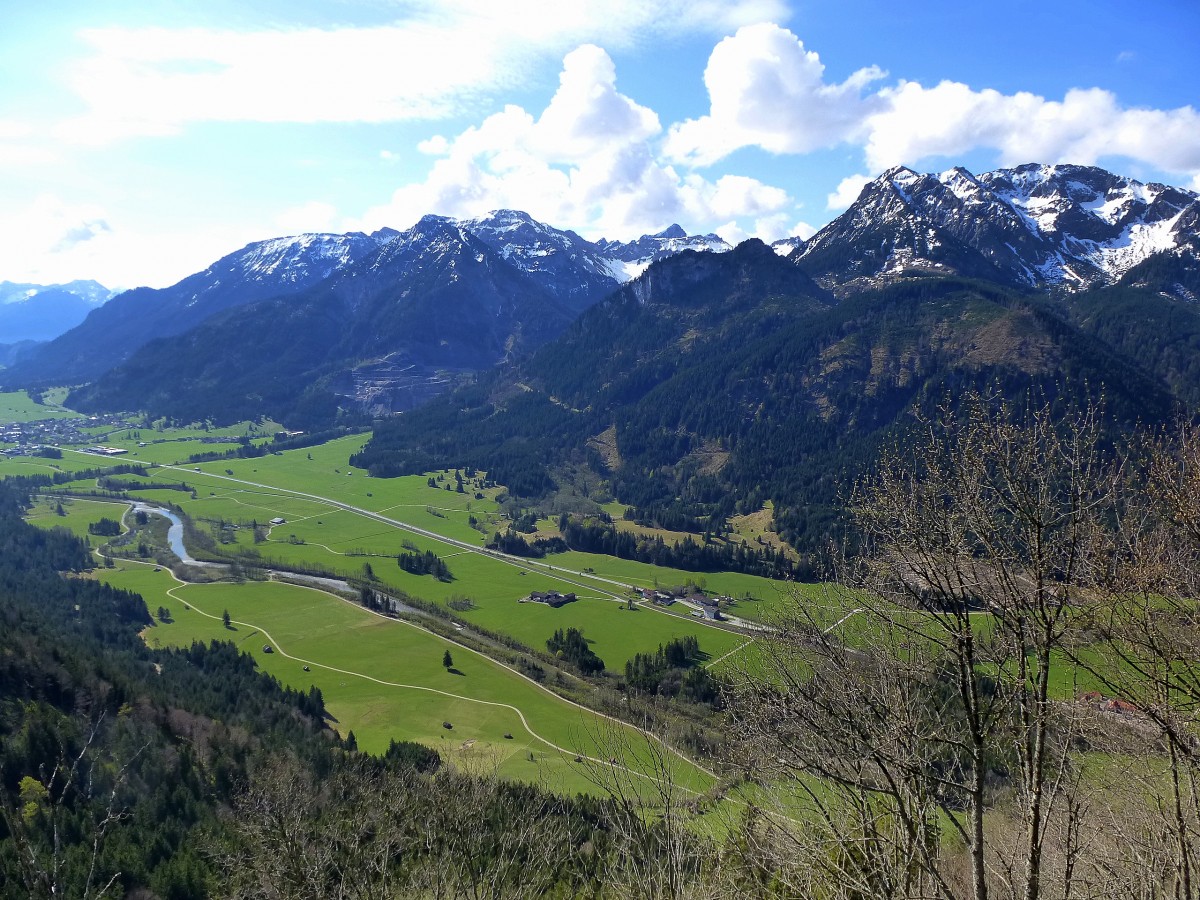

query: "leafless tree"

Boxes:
[407, 763, 573, 900]
[1065, 420, 1200, 899]
[727, 390, 1127, 900]
[212, 755, 420, 900]
[215, 749, 586, 900]
[577, 713, 724, 900]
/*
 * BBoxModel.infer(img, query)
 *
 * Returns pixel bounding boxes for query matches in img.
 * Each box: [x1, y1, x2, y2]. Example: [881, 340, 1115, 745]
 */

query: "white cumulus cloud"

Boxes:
[0, 195, 267, 289]
[671, 24, 1200, 190]
[826, 173, 872, 211]
[665, 23, 884, 166]
[355, 46, 795, 242]
[862, 82, 1200, 175]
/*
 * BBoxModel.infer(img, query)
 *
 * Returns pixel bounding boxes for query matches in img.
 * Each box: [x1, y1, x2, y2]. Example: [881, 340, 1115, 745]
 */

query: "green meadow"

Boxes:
[0, 456, 74, 479]
[18, 417, 1139, 809]
[15, 421, 804, 789]
[191, 523, 746, 671]
[49, 441, 765, 669]
[0, 389, 77, 422]
[101, 561, 714, 795]
[24, 495, 131, 540]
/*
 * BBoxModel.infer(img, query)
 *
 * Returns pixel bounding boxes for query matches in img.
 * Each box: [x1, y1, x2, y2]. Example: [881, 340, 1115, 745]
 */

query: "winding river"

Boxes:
[127, 502, 354, 594]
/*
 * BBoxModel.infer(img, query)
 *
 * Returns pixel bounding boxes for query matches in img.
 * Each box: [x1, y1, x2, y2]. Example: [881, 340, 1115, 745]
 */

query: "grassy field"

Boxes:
[25, 495, 131, 540]
[14, 427, 807, 789]
[43, 438, 806, 629]
[0, 456, 76, 479]
[0, 389, 77, 422]
[18, 433, 822, 683]
[196, 527, 746, 671]
[99, 560, 714, 795]
[45, 443, 764, 669]
[60, 419, 282, 466]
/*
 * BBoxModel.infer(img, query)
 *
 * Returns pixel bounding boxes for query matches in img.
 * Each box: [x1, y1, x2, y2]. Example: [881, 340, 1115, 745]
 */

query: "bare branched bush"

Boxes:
[578, 715, 726, 900]
[727, 390, 1132, 900]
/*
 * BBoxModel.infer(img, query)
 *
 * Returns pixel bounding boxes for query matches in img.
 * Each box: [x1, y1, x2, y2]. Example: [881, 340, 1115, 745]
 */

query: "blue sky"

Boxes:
[1, 0, 1196, 290]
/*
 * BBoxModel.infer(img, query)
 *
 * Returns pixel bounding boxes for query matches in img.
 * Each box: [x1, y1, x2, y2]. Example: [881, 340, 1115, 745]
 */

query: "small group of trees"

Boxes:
[487, 527, 566, 558]
[558, 514, 798, 579]
[87, 517, 121, 537]
[397, 549, 453, 581]
[624, 637, 720, 706]
[547, 627, 604, 675]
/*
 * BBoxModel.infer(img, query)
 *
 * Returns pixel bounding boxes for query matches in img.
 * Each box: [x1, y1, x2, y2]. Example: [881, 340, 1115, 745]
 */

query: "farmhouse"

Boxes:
[635, 587, 675, 605]
[522, 590, 576, 608]
[685, 593, 724, 621]
[269, 517, 286, 525]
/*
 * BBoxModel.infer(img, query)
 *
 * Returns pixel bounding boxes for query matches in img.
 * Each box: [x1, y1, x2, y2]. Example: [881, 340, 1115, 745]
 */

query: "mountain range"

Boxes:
[796, 162, 1200, 294]
[2, 212, 728, 415]
[348, 163, 1200, 556]
[5, 162, 1200, 553]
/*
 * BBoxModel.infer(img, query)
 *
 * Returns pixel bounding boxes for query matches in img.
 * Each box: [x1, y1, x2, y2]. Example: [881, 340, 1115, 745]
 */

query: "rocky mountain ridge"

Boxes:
[796, 163, 1199, 294]
[354, 234, 1189, 558]
[2, 213, 730, 388]
[57, 212, 739, 423]
[10, 162, 1200, 436]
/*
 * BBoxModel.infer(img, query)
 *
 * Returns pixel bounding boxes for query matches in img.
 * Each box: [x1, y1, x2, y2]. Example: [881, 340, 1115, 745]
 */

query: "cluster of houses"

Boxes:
[2, 413, 133, 456]
[521, 590, 576, 608]
[635, 588, 731, 621]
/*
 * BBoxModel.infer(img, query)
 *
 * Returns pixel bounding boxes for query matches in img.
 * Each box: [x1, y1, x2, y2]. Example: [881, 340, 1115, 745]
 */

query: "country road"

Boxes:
[55, 447, 764, 634]
[152, 456, 764, 633]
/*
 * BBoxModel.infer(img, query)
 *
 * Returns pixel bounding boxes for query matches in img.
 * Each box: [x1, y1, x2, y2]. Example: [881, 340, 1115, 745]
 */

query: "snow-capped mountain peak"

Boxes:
[799, 162, 1200, 291]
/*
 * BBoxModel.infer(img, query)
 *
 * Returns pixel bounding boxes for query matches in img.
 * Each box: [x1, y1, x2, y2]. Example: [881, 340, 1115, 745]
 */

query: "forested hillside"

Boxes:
[354, 240, 1184, 560]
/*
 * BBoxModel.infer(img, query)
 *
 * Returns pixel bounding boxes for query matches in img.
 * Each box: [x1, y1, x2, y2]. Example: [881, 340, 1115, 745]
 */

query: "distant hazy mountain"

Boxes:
[1, 233, 385, 385]
[594, 223, 731, 280]
[0, 340, 41, 369]
[0, 280, 112, 344]
[21, 163, 1200, 451]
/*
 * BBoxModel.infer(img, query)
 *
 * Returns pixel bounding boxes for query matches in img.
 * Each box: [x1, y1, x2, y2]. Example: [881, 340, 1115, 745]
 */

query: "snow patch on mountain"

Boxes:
[234, 231, 384, 284]
[800, 162, 1200, 291]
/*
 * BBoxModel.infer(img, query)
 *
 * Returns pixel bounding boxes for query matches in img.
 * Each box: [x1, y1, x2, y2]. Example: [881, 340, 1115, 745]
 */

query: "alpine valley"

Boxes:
[7, 163, 1200, 559]
[7, 162, 1200, 900]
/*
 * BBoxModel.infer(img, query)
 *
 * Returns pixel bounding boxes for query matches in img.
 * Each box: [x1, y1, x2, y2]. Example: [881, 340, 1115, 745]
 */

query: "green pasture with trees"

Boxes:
[108, 560, 714, 795]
